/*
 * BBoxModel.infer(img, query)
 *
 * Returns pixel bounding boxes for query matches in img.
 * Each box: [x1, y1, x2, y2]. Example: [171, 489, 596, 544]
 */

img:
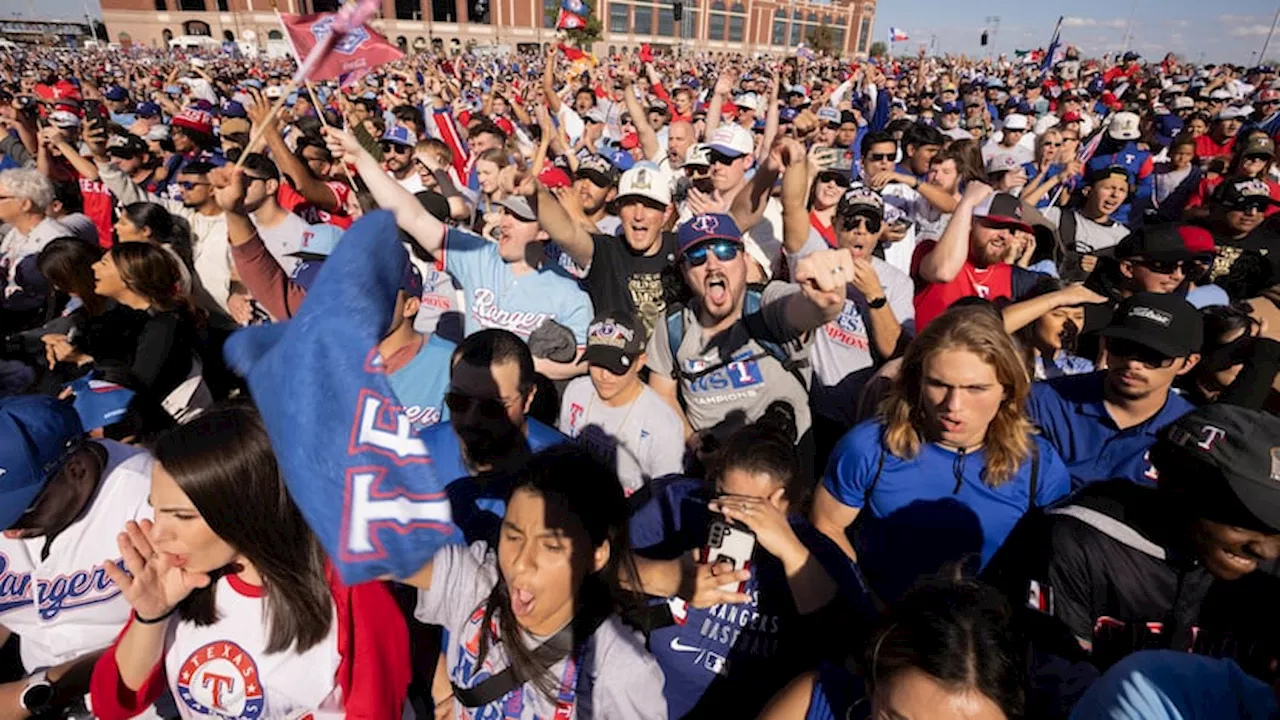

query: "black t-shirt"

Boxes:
[1208, 227, 1278, 286]
[586, 231, 687, 334]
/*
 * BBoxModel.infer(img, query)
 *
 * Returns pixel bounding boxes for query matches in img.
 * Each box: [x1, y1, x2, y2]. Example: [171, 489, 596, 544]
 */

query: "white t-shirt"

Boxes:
[394, 171, 426, 195]
[1042, 206, 1131, 255]
[878, 182, 923, 276]
[0, 441, 152, 671]
[557, 378, 684, 495]
[251, 211, 313, 276]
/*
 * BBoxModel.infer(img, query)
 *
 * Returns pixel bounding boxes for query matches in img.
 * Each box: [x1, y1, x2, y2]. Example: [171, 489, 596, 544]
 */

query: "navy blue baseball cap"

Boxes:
[940, 101, 963, 114]
[677, 213, 743, 257]
[0, 396, 85, 530]
[222, 100, 247, 119]
[136, 101, 161, 118]
[66, 374, 136, 432]
[104, 85, 128, 101]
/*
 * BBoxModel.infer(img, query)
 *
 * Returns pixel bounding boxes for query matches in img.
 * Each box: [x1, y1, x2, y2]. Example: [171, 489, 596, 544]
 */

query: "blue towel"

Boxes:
[224, 210, 461, 584]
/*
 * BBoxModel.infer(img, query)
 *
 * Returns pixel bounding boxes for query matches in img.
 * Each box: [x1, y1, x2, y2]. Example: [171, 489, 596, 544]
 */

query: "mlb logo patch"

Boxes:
[1027, 580, 1053, 615]
[311, 16, 370, 55]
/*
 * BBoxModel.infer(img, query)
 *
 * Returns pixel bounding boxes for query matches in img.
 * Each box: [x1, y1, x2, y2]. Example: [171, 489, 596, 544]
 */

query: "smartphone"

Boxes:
[83, 99, 108, 126]
[811, 146, 840, 169]
[691, 176, 715, 195]
[703, 518, 756, 594]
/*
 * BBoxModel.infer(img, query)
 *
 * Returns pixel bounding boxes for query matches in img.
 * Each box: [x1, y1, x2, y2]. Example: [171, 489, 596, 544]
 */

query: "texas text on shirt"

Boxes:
[89, 570, 409, 719]
[629, 477, 866, 719]
[1026, 371, 1195, 489]
[434, 226, 593, 345]
[415, 542, 668, 720]
[277, 180, 355, 229]
[0, 441, 151, 672]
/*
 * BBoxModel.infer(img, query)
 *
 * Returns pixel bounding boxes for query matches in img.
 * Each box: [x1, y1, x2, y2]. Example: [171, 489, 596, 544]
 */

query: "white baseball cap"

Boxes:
[684, 143, 711, 168]
[1002, 113, 1029, 131]
[985, 151, 1023, 174]
[1172, 96, 1195, 110]
[706, 124, 754, 159]
[1108, 111, 1141, 141]
[734, 93, 761, 113]
[617, 163, 672, 206]
[1218, 106, 1248, 121]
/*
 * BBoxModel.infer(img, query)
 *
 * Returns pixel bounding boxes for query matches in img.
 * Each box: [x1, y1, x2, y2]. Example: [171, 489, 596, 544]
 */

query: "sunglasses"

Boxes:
[1042, 141, 1063, 148]
[708, 152, 738, 166]
[177, 181, 210, 190]
[816, 171, 851, 187]
[838, 214, 882, 233]
[684, 240, 742, 267]
[865, 152, 896, 162]
[1107, 337, 1176, 369]
[381, 142, 412, 155]
[1134, 258, 1186, 275]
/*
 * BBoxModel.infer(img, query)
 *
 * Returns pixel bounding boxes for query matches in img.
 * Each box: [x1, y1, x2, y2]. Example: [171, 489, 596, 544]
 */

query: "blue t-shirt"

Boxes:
[440, 228, 593, 344]
[805, 661, 868, 720]
[629, 477, 869, 720]
[823, 420, 1070, 603]
[1027, 371, 1194, 489]
[385, 333, 456, 429]
[421, 418, 569, 544]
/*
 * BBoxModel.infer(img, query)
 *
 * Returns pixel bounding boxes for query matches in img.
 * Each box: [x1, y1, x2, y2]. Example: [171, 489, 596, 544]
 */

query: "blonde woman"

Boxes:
[811, 305, 1071, 602]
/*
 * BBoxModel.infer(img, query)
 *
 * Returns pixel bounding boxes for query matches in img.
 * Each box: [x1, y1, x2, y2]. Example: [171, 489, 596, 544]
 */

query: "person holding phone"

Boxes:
[628, 419, 863, 719]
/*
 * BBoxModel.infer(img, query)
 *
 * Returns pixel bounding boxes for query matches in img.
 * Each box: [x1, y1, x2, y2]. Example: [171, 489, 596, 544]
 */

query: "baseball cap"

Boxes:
[1213, 177, 1278, 208]
[1002, 114, 1029, 131]
[576, 155, 619, 187]
[136, 101, 161, 118]
[1108, 111, 1141, 141]
[1060, 110, 1084, 123]
[616, 164, 671, 207]
[400, 261, 424, 297]
[264, 85, 285, 100]
[940, 101, 963, 114]
[1114, 224, 1198, 263]
[1172, 96, 1196, 111]
[985, 151, 1024, 175]
[836, 186, 884, 220]
[1217, 106, 1248, 121]
[172, 107, 214, 136]
[538, 166, 573, 189]
[1088, 164, 1133, 186]
[66, 373, 136, 432]
[107, 133, 148, 158]
[706, 124, 754, 159]
[735, 93, 761, 113]
[104, 85, 128, 101]
[500, 195, 538, 222]
[48, 111, 81, 129]
[0, 396, 85, 531]
[583, 312, 647, 375]
[222, 100, 248, 119]
[144, 125, 170, 142]
[684, 143, 711, 168]
[1099, 292, 1203, 359]
[286, 223, 345, 261]
[585, 107, 607, 124]
[1209, 89, 1233, 101]
[972, 193, 1034, 235]
[1153, 404, 1280, 533]
[381, 125, 417, 147]
[678, 213, 743, 257]
[817, 106, 842, 125]
[1240, 135, 1277, 159]
[1257, 88, 1280, 104]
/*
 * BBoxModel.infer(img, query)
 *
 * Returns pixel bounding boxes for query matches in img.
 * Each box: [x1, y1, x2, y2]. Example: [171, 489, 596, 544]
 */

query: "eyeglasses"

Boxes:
[684, 240, 742, 267]
[1244, 154, 1272, 163]
[1134, 258, 1186, 275]
[1107, 337, 1177, 369]
[242, 175, 269, 184]
[865, 152, 896, 162]
[381, 142, 412, 155]
[838, 213, 882, 233]
[1042, 141, 1063, 148]
[177, 181, 209, 190]
[816, 171, 851, 188]
[708, 152, 737, 166]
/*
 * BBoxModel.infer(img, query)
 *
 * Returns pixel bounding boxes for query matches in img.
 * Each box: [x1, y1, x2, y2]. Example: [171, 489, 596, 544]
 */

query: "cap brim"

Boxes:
[1099, 326, 1189, 359]
[0, 482, 46, 531]
[616, 193, 669, 208]
[576, 169, 616, 187]
[707, 144, 747, 158]
[583, 346, 635, 375]
[976, 214, 1034, 236]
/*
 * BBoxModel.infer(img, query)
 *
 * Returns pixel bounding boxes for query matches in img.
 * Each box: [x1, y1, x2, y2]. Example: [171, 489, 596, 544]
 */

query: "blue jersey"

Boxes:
[385, 333, 456, 429]
[438, 228, 593, 344]
[823, 420, 1070, 603]
[630, 477, 869, 720]
[1027, 371, 1194, 489]
[421, 419, 569, 543]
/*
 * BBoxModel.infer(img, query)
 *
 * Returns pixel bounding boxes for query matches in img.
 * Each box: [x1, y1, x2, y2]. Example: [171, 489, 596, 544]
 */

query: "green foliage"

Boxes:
[807, 25, 838, 56]
[869, 40, 887, 57]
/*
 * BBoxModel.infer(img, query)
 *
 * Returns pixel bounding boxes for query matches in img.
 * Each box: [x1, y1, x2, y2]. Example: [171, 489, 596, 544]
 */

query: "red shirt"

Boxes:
[810, 211, 837, 248]
[48, 157, 115, 248]
[1194, 134, 1236, 161]
[277, 180, 355, 229]
[911, 240, 1015, 330]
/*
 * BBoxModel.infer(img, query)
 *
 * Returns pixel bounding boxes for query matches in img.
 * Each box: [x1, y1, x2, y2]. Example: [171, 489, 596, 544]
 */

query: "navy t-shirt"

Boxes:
[823, 420, 1070, 603]
[629, 476, 869, 720]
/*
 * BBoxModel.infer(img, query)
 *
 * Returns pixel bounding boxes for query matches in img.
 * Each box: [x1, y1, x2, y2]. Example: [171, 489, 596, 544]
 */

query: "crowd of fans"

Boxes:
[2, 36, 1280, 719]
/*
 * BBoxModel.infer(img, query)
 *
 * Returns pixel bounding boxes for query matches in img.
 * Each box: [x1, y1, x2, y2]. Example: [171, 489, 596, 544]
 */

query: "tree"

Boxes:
[869, 41, 887, 58]
[806, 26, 838, 56]
[562, 0, 603, 48]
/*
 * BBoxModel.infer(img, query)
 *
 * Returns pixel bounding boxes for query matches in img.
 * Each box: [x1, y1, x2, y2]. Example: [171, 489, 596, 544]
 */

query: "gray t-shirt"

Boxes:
[787, 239, 916, 426]
[416, 543, 667, 720]
[1042, 207, 1131, 255]
[557, 377, 685, 495]
[646, 281, 813, 440]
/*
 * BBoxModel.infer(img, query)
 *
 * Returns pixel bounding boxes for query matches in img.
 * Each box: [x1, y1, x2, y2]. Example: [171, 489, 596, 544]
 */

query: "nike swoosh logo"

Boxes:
[669, 637, 703, 654]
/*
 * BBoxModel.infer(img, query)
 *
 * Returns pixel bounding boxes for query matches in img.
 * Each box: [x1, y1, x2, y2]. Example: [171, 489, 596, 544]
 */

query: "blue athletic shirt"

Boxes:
[385, 333, 456, 429]
[629, 476, 869, 720]
[823, 420, 1070, 603]
[421, 419, 569, 544]
[805, 661, 869, 720]
[1026, 371, 1194, 489]
[437, 227, 593, 344]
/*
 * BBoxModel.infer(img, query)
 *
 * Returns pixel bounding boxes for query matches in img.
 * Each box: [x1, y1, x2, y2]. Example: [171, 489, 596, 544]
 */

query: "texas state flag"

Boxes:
[224, 211, 461, 584]
[889, 27, 909, 42]
[281, 11, 404, 82]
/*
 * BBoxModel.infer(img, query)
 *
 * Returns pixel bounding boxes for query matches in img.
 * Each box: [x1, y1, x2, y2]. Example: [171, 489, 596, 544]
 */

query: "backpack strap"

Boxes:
[1027, 442, 1040, 513]
[1057, 210, 1088, 282]
[740, 284, 810, 391]
[665, 303, 685, 380]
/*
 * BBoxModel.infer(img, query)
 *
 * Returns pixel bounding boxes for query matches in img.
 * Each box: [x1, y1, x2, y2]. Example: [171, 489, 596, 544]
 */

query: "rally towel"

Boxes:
[224, 210, 461, 585]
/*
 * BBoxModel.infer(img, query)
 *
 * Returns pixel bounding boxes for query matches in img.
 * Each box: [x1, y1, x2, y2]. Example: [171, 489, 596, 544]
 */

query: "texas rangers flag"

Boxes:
[281, 6, 403, 83]
[556, 7, 587, 29]
[224, 211, 461, 584]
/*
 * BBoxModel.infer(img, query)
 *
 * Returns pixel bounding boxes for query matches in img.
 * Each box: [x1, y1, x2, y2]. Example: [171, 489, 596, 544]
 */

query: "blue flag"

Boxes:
[224, 211, 461, 584]
[562, 0, 587, 15]
[1041, 16, 1063, 74]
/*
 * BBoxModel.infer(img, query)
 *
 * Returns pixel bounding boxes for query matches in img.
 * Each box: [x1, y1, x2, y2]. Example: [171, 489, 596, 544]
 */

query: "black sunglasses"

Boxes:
[1107, 337, 1176, 369]
[838, 214, 882, 233]
[1134, 258, 1187, 275]
[816, 171, 851, 188]
[177, 180, 209, 190]
[381, 142, 412, 155]
[684, 240, 742, 267]
[708, 151, 738, 166]
[865, 152, 896, 162]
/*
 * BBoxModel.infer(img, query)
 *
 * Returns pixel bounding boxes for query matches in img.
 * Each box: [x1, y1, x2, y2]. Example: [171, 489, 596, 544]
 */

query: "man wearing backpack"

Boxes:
[645, 213, 853, 464]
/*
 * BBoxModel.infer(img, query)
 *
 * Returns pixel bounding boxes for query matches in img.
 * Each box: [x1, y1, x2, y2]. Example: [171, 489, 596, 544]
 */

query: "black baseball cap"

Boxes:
[106, 133, 148, 159]
[1154, 404, 1280, 533]
[576, 155, 620, 188]
[1213, 177, 1279, 209]
[1114, 225, 1196, 263]
[1099, 292, 1203, 359]
[583, 312, 646, 375]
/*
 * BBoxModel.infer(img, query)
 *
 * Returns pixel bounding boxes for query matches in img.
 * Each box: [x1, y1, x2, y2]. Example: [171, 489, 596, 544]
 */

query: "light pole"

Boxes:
[1260, 6, 1280, 63]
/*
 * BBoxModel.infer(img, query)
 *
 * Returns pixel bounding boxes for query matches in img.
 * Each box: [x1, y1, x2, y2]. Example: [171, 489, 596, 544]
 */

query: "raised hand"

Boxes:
[103, 519, 211, 622]
[323, 126, 366, 164]
[209, 166, 249, 215]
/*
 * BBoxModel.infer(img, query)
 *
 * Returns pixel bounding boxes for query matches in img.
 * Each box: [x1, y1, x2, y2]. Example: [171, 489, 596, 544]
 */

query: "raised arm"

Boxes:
[246, 88, 339, 211]
[535, 184, 595, 267]
[705, 69, 735, 137]
[1001, 283, 1107, 333]
[918, 182, 993, 284]
[542, 47, 563, 114]
[620, 73, 662, 163]
[780, 140, 812, 255]
[324, 127, 445, 256]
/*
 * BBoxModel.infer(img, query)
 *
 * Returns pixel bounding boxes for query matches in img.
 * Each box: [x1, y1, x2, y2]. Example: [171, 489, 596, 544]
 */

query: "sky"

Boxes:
[10, 0, 1280, 65]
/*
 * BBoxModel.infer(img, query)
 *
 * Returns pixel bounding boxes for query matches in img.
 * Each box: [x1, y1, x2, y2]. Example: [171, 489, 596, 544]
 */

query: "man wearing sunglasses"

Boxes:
[1113, 224, 1200, 296]
[646, 212, 853, 452]
[1204, 178, 1280, 289]
[1027, 292, 1201, 489]
[381, 125, 424, 194]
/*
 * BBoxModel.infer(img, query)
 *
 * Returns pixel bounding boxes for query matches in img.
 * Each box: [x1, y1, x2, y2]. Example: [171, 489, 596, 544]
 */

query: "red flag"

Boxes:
[281, 12, 404, 82]
[640, 43, 653, 63]
[556, 8, 586, 29]
[558, 43, 586, 61]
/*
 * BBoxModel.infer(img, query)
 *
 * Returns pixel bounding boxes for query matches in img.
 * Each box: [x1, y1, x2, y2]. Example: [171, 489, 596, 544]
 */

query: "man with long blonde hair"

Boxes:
[812, 304, 1071, 603]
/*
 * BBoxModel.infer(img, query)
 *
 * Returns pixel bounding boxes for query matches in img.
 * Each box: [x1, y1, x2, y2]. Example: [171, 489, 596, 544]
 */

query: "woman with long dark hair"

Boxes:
[36, 237, 108, 319]
[114, 201, 196, 284]
[406, 445, 667, 719]
[89, 403, 410, 718]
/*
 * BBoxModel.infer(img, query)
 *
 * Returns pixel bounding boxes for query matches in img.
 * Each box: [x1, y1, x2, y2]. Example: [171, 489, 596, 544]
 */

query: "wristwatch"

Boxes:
[20, 669, 54, 713]
[866, 296, 888, 309]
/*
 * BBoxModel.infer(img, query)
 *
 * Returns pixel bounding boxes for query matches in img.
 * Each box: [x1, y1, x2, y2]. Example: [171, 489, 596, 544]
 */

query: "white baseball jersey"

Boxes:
[163, 575, 341, 718]
[0, 440, 153, 671]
